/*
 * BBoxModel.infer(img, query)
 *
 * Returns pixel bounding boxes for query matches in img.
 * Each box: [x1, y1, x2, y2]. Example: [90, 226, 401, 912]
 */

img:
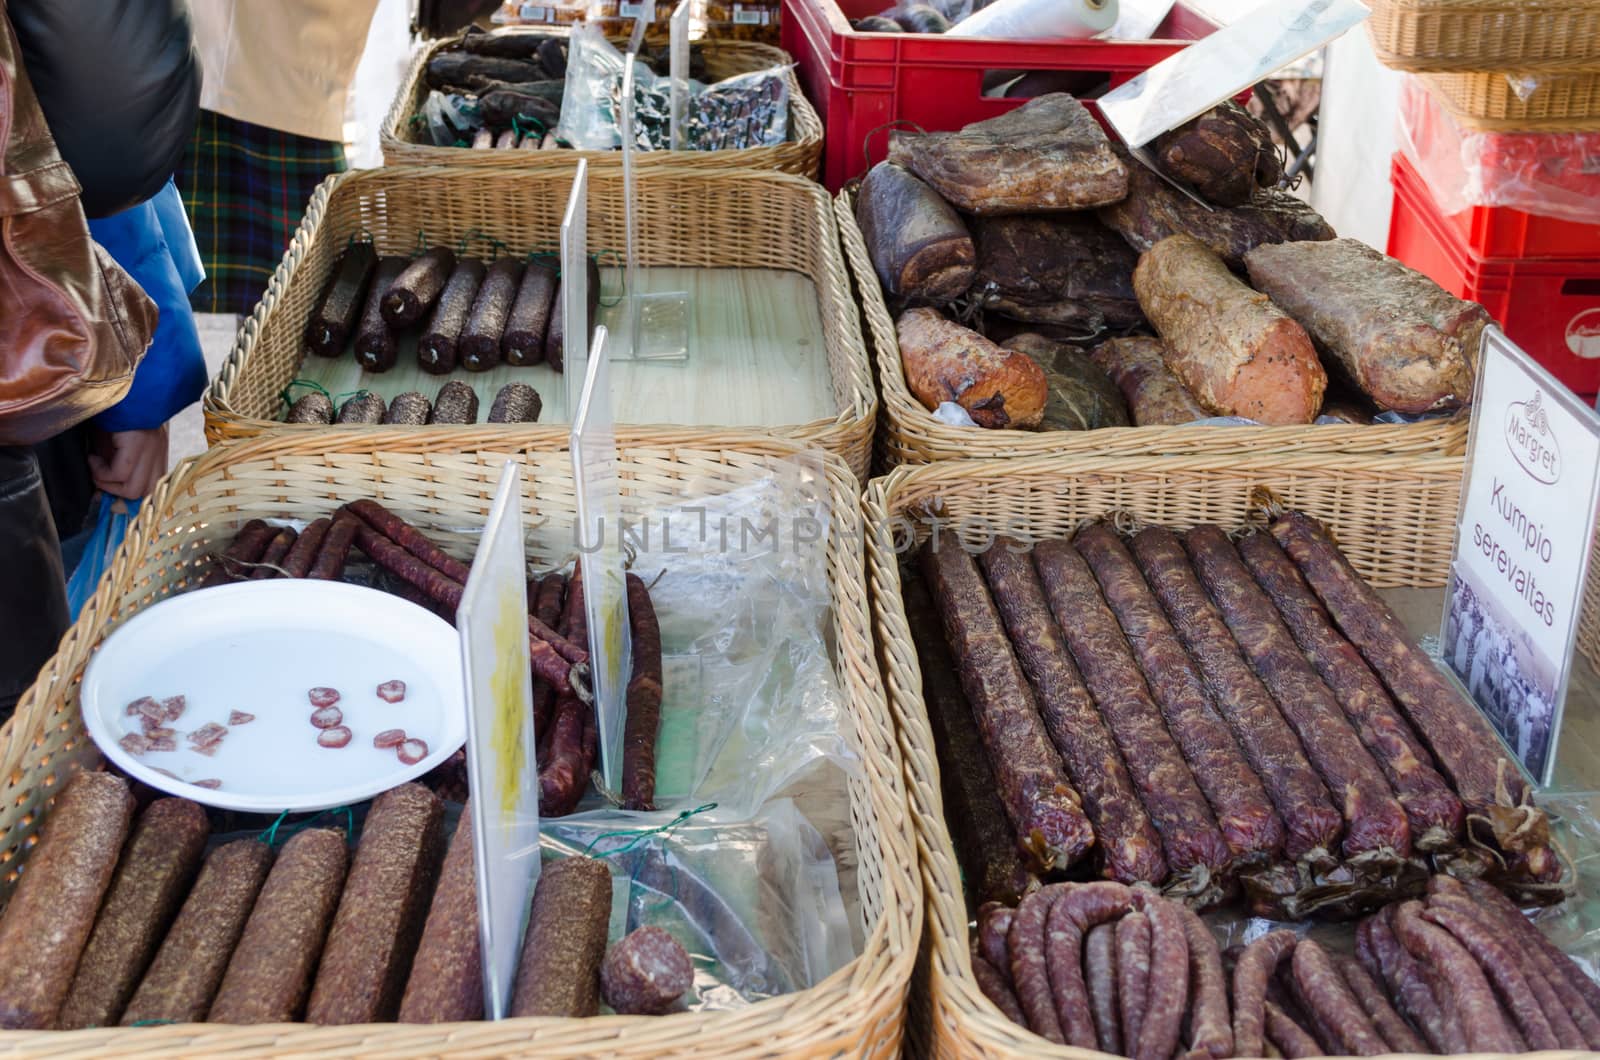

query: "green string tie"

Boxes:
[581, 802, 717, 859]
[279, 379, 334, 410]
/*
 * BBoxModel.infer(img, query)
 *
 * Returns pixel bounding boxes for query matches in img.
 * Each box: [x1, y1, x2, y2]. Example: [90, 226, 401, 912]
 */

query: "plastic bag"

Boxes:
[542, 798, 856, 1009]
[65, 495, 138, 621]
[420, 90, 482, 146]
[556, 24, 790, 151]
[1397, 76, 1600, 226]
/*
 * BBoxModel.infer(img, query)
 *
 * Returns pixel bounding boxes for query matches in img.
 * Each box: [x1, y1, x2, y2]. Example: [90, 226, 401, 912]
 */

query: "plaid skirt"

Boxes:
[174, 109, 347, 317]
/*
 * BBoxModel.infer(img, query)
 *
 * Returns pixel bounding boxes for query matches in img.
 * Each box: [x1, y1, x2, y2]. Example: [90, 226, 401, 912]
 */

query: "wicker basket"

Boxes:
[861, 451, 1599, 1059]
[381, 34, 822, 178]
[832, 190, 1471, 470]
[0, 427, 918, 1058]
[1367, 0, 1600, 73]
[203, 166, 877, 482]
[1421, 70, 1600, 131]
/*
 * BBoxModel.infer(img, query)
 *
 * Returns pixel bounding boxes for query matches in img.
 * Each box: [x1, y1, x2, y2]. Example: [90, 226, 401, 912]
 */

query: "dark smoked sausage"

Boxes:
[1357, 905, 1463, 1055]
[1178, 905, 1231, 1059]
[1238, 531, 1464, 850]
[1131, 889, 1189, 1060]
[1084, 922, 1122, 1056]
[1183, 525, 1410, 860]
[1264, 1000, 1325, 1058]
[1117, 911, 1151, 1053]
[972, 948, 1028, 1028]
[976, 904, 1015, 987]
[1042, 882, 1135, 1050]
[1076, 522, 1282, 864]
[621, 573, 663, 811]
[980, 541, 1166, 884]
[921, 532, 1093, 873]
[1008, 883, 1070, 1042]
[1392, 899, 1518, 1053]
[1271, 509, 1557, 880]
[1422, 898, 1560, 1049]
[1131, 526, 1341, 861]
[398, 810, 483, 1023]
[1033, 539, 1231, 891]
[1290, 939, 1387, 1056]
[1231, 928, 1297, 1059]
[1333, 952, 1428, 1054]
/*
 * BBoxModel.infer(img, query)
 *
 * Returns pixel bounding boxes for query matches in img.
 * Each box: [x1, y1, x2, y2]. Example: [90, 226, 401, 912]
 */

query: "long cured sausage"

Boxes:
[1356, 905, 1463, 1055]
[1008, 883, 1070, 1041]
[1033, 539, 1231, 890]
[398, 810, 483, 1023]
[1290, 939, 1387, 1056]
[1116, 911, 1151, 1052]
[1333, 953, 1427, 1054]
[307, 784, 445, 1024]
[1130, 889, 1189, 1060]
[1237, 531, 1464, 850]
[1422, 899, 1560, 1049]
[1271, 509, 1558, 880]
[0, 773, 136, 1029]
[508, 857, 612, 1017]
[980, 542, 1166, 884]
[1231, 929, 1297, 1059]
[1076, 522, 1282, 863]
[1178, 905, 1231, 1059]
[904, 577, 1034, 905]
[208, 828, 349, 1024]
[1130, 526, 1341, 860]
[921, 533, 1093, 873]
[1041, 882, 1135, 1050]
[58, 798, 209, 1029]
[1392, 899, 1518, 1053]
[120, 840, 275, 1025]
[1084, 923, 1122, 1056]
[1184, 525, 1410, 860]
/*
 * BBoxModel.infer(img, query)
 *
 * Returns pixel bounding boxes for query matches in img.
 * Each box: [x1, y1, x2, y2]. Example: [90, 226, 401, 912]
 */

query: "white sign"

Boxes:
[561, 160, 590, 415]
[457, 461, 541, 1020]
[1441, 327, 1600, 786]
[571, 325, 634, 793]
[1099, 0, 1368, 148]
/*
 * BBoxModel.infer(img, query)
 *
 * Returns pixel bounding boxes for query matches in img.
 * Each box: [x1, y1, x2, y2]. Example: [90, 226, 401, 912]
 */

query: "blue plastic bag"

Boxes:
[65, 495, 139, 621]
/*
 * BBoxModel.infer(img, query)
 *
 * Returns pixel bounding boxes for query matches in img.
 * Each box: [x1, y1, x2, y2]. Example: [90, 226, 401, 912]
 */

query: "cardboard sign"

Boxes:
[1441, 327, 1600, 785]
[457, 460, 541, 1020]
[1099, 0, 1368, 149]
[571, 324, 634, 793]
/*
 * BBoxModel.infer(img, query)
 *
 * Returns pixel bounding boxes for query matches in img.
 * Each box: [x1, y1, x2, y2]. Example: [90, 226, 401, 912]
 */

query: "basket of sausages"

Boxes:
[834, 95, 1479, 469]
[379, 28, 822, 178]
[865, 451, 1600, 1059]
[204, 166, 877, 482]
[0, 428, 917, 1055]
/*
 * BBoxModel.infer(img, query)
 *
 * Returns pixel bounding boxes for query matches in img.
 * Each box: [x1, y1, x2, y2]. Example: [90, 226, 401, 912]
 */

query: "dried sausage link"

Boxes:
[981, 541, 1167, 884]
[1264, 1001, 1325, 1058]
[1077, 522, 1282, 863]
[1423, 898, 1560, 1049]
[1238, 531, 1463, 849]
[1185, 525, 1410, 860]
[1271, 509, 1558, 878]
[1008, 883, 1071, 1042]
[1034, 540, 1231, 886]
[1178, 905, 1231, 1059]
[398, 809, 483, 1023]
[1042, 882, 1134, 1050]
[1291, 939, 1387, 1055]
[1333, 952, 1427, 1054]
[1085, 922, 1122, 1056]
[1130, 889, 1189, 1060]
[922, 534, 1093, 873]
[1117, 910, 1152, 1053]
[1462, 877, 1600, 1047]
[1131, 526, 1341, 860]
[1392, 899, 1518, 1053]
[972, 950, 1029, 1028]
[1231, 928, 1298, 1058]
[976, 903, 1015, 989]
[1357, 907, 1461, 1055]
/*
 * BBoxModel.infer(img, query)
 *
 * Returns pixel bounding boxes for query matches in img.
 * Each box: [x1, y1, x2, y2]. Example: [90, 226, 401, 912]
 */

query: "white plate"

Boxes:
[82, 580, 467, 813]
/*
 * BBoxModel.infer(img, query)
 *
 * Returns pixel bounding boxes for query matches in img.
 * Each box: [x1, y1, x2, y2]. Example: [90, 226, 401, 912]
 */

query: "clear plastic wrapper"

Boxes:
[420, 91, 482, 146]
[1397, 76, 1600, 226]
[556, 24, 790, 150]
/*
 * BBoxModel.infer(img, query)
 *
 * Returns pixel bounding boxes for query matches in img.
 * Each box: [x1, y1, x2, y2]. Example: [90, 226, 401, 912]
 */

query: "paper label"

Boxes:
[561, 160, 590, 415]
[732, 5, 769, 24]
[1441, 327, 1600, 785]
[621, 0, 650, 19]
[457, 461, 540, 1020]
[571, 325, 633, 793]
[1099, 0, 1368, 147]
[518, 2, 555, 20]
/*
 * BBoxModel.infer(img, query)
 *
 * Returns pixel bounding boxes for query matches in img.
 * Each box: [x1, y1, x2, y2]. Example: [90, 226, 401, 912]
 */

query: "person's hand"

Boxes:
[89, 426, 169, 500]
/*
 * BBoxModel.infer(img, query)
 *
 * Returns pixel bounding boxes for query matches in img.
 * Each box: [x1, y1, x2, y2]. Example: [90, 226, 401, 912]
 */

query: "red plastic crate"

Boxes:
[1388, 154, 1600, 401]
[1397, 81, 1600, 260]
[781, 0, 1219, 190]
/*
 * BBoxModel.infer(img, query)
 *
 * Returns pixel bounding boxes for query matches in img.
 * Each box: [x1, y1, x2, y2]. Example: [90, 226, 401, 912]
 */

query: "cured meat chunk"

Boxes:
[1183, 525, 1410, 860]
[58, 798, 210, 1029]
[979, 541, 1166, 885]
[1076, 522, 1282, 863]
[1131, 526, 1341, 860]
[903, 576, 1034, 905]
[920, 533, 1092, 872]
[1134, 234, 1326, 424]
[509, 857, 612, 1017]
[398, 811, 482, 1023]
[1246, 238, 1487, 413]
[600, 926, 693, 1015]
[855, 161, 975, 302]
[307, 784, 445, 1024]
[1000, 334, 1129, 431]
[897, 308, 1048, 429]
[970, 214, 1142, 331]
[0, 772, 135, 1029]
[1033, 539, 1231, 890]
[1090, 336, 1210, 427]
[120, 839, 274, 1025]
[1238, 531, 1463, 850]
[888, 94, 1128, 214]
[1152, 101, 1282, 207]
[1270, 508, 1557, 879]
[1099, 157, 1335, 268]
